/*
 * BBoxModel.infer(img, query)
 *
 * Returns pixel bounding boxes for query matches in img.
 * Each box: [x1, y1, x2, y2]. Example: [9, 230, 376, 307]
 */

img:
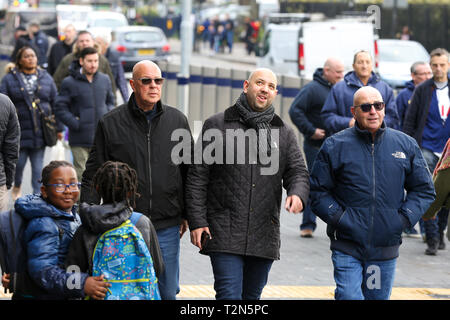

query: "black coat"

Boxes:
[185, 104, 310, 260]
[65, 201, 164, 278]
[0, 94, 20, 189]
[0, 67, 58, 149]
[47, 40, 74, 75]
[81, 94, 192, 230]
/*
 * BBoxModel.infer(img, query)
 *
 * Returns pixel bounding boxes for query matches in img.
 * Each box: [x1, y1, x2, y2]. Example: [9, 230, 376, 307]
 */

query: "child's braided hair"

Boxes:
[92, 161, 139, 208]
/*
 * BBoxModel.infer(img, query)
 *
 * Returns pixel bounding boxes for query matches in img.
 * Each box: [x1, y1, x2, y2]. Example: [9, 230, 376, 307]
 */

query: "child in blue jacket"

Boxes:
[1, 160, 110, 299]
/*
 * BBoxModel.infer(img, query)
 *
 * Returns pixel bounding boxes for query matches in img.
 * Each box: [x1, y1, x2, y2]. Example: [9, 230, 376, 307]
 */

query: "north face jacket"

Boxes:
[309, 122, 435, 261]
[185, 104, 310, 260]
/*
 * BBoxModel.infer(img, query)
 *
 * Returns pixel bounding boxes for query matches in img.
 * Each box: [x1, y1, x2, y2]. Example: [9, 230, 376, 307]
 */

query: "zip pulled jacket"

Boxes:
[54, 64, 115, 148]
[15, 194, 87, 299]
[65, 201, 164, 279]
[309, 122, 435, 261]
[0, 94, 20, 188]
[81, 94, 192, 230]
[289, 68, 332, 147]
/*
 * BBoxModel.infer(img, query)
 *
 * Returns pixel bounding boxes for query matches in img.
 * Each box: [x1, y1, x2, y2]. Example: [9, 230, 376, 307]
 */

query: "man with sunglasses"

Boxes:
[321, 50, 399, 135]
[309, 86, 435, 300]
[81, 60, 192, 300]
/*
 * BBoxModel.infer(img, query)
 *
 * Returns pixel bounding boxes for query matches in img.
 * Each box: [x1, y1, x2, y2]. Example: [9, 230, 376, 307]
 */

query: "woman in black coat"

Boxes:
[0, 46, 59, 199]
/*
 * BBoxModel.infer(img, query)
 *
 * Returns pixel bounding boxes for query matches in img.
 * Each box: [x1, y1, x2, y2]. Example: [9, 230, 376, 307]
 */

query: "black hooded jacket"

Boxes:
[65, 201, 164, 278]
[289, 68, 333, 147]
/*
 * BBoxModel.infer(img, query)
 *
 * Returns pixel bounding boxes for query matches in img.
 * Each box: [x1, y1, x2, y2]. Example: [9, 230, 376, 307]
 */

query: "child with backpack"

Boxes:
[0, 160, 111, 300]
[65, 161, 164, 300]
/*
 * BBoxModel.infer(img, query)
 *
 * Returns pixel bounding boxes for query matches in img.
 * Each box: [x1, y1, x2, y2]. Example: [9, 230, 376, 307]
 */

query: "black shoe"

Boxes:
[438, 232, 446, 250]
[425, 238, 439, 255]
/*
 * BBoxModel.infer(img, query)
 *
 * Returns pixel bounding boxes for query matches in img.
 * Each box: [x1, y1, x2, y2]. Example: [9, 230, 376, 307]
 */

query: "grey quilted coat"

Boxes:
[186, 104, 310, 260]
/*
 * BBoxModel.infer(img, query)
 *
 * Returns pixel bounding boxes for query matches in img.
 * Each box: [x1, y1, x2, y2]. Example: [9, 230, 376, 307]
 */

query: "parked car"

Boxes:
[111, 26, 171, 72]
[376, 39, 430, 89]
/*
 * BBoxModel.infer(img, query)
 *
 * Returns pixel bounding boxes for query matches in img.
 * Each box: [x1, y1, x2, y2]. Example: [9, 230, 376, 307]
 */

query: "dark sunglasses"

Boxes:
[137, 77, 164, 85]
[354, 101, 385, 112]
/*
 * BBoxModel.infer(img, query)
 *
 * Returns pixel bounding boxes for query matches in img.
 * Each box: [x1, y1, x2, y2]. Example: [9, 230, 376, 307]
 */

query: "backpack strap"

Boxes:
[130, 212, 142, 226]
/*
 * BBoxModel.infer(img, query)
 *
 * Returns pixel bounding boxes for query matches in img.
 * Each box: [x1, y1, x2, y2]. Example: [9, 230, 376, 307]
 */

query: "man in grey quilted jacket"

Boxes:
[185, 68, 310, 300]
[0, 94, 20, 212]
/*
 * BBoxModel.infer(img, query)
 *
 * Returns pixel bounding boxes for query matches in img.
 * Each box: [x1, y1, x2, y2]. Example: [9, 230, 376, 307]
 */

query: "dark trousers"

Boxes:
[209, 252, 273, 300]
[300, 140, 321, 231]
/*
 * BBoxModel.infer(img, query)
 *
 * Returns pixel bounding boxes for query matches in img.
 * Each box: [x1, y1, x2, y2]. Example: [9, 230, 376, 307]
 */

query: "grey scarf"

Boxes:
[235, 92, 274, 156]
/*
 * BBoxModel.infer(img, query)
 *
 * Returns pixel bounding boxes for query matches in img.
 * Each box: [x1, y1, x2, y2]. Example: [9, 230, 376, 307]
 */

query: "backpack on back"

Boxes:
[91, 212, 160, 300]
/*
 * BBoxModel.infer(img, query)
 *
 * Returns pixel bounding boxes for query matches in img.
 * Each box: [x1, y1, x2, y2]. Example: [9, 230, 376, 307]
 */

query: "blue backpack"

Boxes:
[91, 212, 161, 300]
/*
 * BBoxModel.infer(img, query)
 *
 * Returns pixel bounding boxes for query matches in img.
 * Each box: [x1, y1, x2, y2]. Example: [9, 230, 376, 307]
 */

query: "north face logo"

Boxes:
[392, 151, 406, 159]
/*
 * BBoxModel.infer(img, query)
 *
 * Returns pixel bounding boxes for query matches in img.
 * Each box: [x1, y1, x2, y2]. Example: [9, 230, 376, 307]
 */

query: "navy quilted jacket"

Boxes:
[309, 122, 435, 261]
[15, 194, 88, 299]
[185, 105, 310, 260]
[0, 67, 58, 149]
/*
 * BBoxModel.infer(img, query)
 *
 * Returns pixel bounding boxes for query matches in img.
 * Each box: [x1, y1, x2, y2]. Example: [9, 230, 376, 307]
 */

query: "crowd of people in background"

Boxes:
[196, 15, 261, 56]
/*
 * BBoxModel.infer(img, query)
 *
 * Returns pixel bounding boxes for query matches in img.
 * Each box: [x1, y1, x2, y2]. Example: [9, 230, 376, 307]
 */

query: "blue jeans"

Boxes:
[421, 148, 449, 240]
[156, 225, 180, 300]
[15, 147, 46, 194]
[300, 140, 320, 231]
[332, 250, 397, 300]
[209, 253, 273, 300]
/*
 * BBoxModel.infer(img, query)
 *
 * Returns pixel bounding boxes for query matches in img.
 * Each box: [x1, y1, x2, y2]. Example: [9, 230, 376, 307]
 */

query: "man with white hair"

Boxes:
[310, 86, 435, 300]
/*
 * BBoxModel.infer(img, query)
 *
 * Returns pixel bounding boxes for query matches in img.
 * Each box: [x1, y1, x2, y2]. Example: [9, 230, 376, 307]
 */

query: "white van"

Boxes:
[258, 16, 379, 79]
[56, 4, 93, 39]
